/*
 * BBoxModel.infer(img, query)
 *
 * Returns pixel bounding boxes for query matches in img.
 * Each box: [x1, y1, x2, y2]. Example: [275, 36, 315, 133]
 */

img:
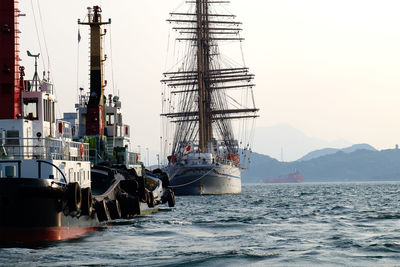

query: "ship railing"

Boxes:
[0, 137, 89, 161]
[215, 156, 240, 167]
[24, 79, 54, 94]
[126, 152, 140, 165]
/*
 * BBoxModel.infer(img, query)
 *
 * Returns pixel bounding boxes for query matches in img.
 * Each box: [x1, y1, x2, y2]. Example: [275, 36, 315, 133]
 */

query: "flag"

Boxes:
[78, 29, 81, 43]
[184, 145, 191, 155]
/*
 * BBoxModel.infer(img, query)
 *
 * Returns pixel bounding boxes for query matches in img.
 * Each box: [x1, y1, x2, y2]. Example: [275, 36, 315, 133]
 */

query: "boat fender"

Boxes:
[66, 182, 82, 213]
[128, 195, 141, 216]
[148, 190, 155, 208]
[160, 172, 170, 188]
[116, 192, 129, 218]
[94, 199, 110, 222]
[167, 189, 176, 208]
[117, 192, 140, 217]
[81, 187, 93, 216]
[106, 199, 122, 220]
[119, 179, 138, 196]
[80, 143, 84, 159]
[138, 177, 147, 202]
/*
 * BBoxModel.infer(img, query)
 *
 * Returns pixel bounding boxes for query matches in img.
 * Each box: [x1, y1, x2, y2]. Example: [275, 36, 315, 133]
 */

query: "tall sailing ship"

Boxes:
[161, 0, 258, 195]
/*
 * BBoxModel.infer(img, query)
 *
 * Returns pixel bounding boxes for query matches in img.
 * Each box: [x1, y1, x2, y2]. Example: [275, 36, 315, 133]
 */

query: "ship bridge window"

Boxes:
[23, 98, 38, 120]
[106, 114, 115, 125]
[5, 130, 19, 145]
[43, 99, 55, 123]
[63, 123, 72, 139]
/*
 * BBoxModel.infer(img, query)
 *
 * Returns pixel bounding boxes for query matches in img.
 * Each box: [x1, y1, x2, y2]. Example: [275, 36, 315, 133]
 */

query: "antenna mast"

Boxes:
[78, 6, 111, 136]
[27, 51, 40, 91]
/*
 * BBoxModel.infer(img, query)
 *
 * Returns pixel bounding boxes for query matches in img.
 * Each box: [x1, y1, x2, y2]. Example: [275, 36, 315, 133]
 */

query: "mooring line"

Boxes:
[170, 168, 216, 188]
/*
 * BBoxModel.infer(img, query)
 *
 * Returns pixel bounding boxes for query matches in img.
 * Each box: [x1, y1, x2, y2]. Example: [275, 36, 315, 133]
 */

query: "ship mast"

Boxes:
[78, 6, 111, 136]
[162, 0, 259, 156]
[0, 0, 23, 120]
[197, 0, 212, 152]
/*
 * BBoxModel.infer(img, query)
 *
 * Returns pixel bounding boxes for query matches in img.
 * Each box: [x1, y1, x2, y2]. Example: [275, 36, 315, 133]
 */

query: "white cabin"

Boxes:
[0, 80, 91, 188]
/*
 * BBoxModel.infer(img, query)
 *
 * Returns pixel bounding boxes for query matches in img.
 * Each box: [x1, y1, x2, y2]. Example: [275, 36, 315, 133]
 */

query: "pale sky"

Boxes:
[18, 0, 400, 163]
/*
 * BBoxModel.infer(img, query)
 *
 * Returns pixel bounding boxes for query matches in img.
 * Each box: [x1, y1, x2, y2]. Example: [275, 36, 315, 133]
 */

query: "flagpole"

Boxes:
[77, 27, 80, 103]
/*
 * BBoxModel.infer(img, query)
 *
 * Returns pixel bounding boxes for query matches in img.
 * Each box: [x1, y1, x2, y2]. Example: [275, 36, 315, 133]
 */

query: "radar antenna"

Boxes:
[27, 50, 40, 91]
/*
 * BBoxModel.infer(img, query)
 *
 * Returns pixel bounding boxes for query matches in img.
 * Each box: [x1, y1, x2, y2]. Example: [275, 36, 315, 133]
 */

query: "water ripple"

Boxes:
[2, 182, 400, 266]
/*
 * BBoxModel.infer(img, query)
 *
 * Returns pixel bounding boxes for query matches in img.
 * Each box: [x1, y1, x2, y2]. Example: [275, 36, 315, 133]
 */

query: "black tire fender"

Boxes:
[94, 199, 110, 222]
[148, 190, 155, 208]
[119, 194, 141, 217]
[168, 189, 176, 207]
[81, 187, 93, 216]
[106, 199, 122, 220]
[66, 182, 82, 212]
[117, 192, 129, 218]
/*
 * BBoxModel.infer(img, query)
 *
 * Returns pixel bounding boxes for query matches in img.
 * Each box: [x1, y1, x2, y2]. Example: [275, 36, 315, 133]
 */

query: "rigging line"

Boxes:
[172, 1, 186, 14]
[165, 43, 192, 73]
[30, 0, 45, 71]
[164, 29, 171, 71]
[36, 0, 51, 78]
[239, 33, 246, 66]
[109, 25, 116, 96]
[226, 94, 244, 109]
[220, 3, 235, 18]
[220, 53, 244, 69]
[250, 87, 256, 109]
[75, 14, 88, 102]
[76, 25, 80, 102]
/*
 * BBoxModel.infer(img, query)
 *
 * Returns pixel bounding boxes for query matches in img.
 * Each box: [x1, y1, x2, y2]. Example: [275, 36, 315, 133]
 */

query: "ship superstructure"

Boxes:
[63, 6, 138, 169]
[162, 0, 258, 195]
[63, 6, 175, 216]
[0, 0, 94, 243]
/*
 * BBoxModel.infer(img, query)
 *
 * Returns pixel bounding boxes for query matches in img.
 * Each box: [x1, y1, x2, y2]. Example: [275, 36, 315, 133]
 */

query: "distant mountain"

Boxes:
[253, 124, 352, 161]
[298, 144, 377, 161]
[243, 147, 400, 183]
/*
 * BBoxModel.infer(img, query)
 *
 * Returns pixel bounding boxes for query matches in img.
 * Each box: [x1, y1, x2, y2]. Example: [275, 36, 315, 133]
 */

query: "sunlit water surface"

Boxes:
[1, 182, 400, 266]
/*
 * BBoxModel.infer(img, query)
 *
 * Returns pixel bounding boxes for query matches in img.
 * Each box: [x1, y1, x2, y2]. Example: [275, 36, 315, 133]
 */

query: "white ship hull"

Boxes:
[167, 163, 241, 195]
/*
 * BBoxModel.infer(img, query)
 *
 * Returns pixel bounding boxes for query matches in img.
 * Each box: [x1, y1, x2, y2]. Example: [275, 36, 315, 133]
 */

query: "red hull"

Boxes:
[0, 226, 99, 244]
[0, 178, 101, 245]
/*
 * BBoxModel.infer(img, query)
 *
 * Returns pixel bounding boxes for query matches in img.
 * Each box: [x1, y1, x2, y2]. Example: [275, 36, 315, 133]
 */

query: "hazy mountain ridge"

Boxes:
[297, 144, 377, 161]
[243, 146, 400, 183]
[253, 124, 352, 161]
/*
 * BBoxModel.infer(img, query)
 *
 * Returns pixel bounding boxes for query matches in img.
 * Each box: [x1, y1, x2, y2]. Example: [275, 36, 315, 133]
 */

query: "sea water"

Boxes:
[1, 182, 400, 266]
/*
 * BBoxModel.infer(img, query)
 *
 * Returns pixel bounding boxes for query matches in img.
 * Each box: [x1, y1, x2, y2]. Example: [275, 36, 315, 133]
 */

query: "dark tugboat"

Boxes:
[63, 6, 175, 220]
[0, 0, 96, 244]
[0, 3, 174, 245]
